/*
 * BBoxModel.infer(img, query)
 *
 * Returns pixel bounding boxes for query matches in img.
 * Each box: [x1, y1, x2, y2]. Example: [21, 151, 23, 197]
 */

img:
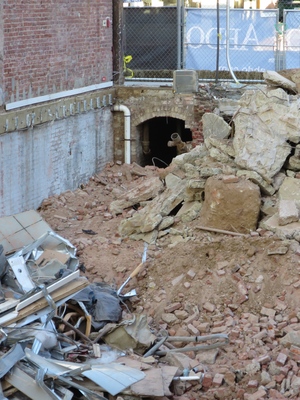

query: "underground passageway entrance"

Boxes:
[140, 117, 192, 168]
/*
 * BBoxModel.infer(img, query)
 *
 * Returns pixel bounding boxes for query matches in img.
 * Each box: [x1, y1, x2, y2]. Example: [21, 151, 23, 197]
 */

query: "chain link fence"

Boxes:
[123, 3, 300, 82]
[123, 7, 178, 79]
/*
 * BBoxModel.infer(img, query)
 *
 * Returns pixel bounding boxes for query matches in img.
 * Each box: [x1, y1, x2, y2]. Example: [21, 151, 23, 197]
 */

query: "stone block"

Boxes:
[278, 199, 299, 226]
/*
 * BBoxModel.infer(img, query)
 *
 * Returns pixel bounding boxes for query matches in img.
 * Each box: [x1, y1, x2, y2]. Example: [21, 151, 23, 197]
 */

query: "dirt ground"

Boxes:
[38, 161, 300, 400]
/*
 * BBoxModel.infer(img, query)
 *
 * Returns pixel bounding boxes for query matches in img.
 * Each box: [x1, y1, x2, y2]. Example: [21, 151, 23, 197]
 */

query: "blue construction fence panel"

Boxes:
[285, 10, 300, 69]
[185, 9, 278, 72]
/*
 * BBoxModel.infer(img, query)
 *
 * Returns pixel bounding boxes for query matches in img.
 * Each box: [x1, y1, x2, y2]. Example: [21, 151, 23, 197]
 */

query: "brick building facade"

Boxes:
[0, 1, 214, 217]
[0, 0, 113, 105]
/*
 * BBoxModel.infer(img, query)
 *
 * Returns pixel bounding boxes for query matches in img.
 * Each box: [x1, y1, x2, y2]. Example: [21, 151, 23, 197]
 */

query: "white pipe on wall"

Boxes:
[112, 104, 131, 164]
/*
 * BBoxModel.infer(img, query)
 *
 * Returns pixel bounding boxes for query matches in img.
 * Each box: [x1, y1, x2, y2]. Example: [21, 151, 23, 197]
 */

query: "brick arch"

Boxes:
[132, 110, 190, 128]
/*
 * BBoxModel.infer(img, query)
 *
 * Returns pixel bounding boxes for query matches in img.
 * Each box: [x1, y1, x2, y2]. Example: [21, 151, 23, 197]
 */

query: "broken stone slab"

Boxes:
[278, 68, 300, 93]
[208, 146, 233, 164]
[286, 145, 300, 171]
[165, 172, 184, 188]
[233, 92, 292, 181]
[205, 137, 235, 158]
[196, 349, 219, 365]
[176, 201, 202, 223]
[199, 167, 223, 178]
[260, 213, 300, 240]
[202, 113, 232, 144]
[280, 331, 300, 348]
[119, 178, 187, 237]
[278, 176, 300, 207]
[185, 180, 205, 202]
[158, 216, 175, 231]
[260, 197, 277, 217]
[273, 172, 286, 191]
[279, 114, 300, 144]
[278, 199, 299, 226]
[198, 175, 261, 234]
[233, 88, 300, 180]
[263, 70, 298, 94]
[236, 170, 275, 196]
[172, 144, 208, 167]
[182, 163, 200, 179]
[109, 176, 164, 215]
[162, 352, 195, 370]
[129, 230, 158, 244]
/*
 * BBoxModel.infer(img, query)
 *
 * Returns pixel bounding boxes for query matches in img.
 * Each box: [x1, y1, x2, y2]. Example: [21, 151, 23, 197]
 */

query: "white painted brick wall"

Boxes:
[0, 108, 113, 217]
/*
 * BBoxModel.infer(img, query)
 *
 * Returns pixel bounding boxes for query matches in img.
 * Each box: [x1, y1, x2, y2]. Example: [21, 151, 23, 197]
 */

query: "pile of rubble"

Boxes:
[112, 71, 300, 245]
[3, 69, 300, 400]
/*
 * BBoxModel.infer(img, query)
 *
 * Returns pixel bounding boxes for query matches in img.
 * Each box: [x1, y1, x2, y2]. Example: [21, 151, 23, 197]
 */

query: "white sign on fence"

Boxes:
[185, 9, 278, 72]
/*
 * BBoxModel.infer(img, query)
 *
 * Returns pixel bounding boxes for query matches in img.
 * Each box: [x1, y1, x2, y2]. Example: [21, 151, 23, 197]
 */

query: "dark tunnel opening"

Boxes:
[141, 116, 192, 168]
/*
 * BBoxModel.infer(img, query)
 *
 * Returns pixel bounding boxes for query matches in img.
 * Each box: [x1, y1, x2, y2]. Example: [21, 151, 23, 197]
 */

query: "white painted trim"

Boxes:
[5, 81, 114, 110]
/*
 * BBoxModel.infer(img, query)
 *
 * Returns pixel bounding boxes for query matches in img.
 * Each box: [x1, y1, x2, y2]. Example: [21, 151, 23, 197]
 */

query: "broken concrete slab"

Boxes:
[118, 178, 187, 237]
[286, 144, 300, 171]
[278, 176, 300, 207]
[263, 70, 298, 94]
[172, 144, 209, 167]
[176, 201, 202, 223]
[205, 137, 235, 159]
[198, 176, 261, 234]
[109, 176, 164, 215]
[260, 213, 300, 240]
[233, 88, 293, 181]
[202, 113, 232, 144]
[278, 68, 300, 93]
[236, 170, 275, 196]
[278, 199, 299, 226]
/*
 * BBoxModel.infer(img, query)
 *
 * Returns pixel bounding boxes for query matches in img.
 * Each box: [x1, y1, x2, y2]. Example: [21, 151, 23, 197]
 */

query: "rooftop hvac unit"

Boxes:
[173, 70, 199, 94]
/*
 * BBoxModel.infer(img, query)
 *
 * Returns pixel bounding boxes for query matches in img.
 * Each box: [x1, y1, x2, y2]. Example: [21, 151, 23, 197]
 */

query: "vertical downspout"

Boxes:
[112, 105, 131, 164]
[226, 0, 239, 84]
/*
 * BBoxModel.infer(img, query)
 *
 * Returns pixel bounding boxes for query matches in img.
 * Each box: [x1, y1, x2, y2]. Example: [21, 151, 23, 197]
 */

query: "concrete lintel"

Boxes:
[5, 81, 113, 110]
[0, 88, 115, 135]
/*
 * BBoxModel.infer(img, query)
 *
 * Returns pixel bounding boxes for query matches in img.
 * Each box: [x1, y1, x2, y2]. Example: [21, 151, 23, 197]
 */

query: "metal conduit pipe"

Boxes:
[226, 0, 240, 84]
[112, 105, 131, 164]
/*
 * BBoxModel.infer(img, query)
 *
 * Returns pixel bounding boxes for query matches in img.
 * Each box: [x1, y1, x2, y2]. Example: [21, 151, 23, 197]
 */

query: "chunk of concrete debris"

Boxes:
[260, 213, 300, 240]
[176, 201, 202, 223]
[236, 170, 275, 196]
[278, 199, 299, 226]
[198, 176, 261, 234]
[286, 144, 300, 171]
[279, 176, 300, 206]
[202, 113, 232, 143]
[263, 70, 298, 94]
[109, 176, 164, 215]
[118, 178, 186, 237]
[196, 349, 219, 365]
[233, 88, 293, 181]
[278, 68, 300, 93]
[280, 331, 300, 348]
[205, 137, 235, 158]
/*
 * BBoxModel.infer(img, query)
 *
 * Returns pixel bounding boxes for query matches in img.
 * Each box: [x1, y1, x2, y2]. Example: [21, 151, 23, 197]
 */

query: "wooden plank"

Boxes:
[5, 366, 54, 400]
[0, 277, 89, 326]
[16, 270, 80, 311]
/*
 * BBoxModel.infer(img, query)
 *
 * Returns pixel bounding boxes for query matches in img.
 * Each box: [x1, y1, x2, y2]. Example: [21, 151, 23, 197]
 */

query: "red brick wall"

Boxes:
[3, 0, 112, 103]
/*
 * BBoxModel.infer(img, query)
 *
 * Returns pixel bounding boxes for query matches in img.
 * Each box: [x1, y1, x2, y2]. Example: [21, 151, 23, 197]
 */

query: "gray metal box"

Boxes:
[173, 70, 199, 94]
